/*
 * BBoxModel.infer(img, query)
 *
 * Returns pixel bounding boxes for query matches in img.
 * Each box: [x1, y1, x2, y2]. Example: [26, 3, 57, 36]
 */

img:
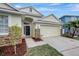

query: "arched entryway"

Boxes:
[22, 17, 33, 37]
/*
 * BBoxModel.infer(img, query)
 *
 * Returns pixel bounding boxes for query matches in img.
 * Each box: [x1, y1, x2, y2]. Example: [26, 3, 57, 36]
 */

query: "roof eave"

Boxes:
[0, 9, 24, 15]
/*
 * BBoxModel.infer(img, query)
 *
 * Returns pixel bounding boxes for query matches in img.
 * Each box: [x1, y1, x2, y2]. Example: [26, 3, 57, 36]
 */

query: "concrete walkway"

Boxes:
[42, 36, 79, 56]
[25, 38, 47, 48]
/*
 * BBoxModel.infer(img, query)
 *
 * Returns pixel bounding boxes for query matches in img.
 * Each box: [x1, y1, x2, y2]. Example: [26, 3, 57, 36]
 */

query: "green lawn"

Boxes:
[74, 37, 79, 40]
[27, 44, 63, 56]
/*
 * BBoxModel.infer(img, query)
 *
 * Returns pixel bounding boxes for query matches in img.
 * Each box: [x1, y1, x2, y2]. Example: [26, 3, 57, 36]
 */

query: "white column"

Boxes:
[35, 24, 40, 29]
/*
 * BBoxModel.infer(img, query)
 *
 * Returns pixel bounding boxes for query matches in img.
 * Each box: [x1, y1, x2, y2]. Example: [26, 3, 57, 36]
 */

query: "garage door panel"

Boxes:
[40, 26, 60, 37]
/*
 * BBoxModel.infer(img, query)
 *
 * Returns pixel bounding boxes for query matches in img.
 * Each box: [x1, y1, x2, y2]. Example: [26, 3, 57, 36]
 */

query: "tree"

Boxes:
[9, 25, 22, 55]
[69, 21, 76, 38]
[63, 20, 79, 38]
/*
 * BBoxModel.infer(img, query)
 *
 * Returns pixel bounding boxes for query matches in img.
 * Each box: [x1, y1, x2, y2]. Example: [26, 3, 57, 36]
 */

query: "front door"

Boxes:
[24, 26, 30, 36]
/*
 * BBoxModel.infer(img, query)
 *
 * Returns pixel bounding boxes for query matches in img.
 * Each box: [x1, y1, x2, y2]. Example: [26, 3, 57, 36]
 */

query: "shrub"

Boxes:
[9, 25, 22, 45]
[9, 25, 22, 54]
[62, 33, 73, 38]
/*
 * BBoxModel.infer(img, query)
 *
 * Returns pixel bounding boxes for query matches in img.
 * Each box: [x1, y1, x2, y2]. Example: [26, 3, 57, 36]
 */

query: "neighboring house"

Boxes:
[60, 15, 79, 24]
[60, 15, 79, 34]
[0, 3, 61, 38]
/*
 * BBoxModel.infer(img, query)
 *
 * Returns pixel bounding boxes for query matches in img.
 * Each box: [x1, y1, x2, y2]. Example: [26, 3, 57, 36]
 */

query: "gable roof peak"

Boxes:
[18, 6, 33, 10]
[3, 3, 19, 11]
[18, 6, 43, 17]
[46, 14, 58, 19]
[60, 15, 79, 19]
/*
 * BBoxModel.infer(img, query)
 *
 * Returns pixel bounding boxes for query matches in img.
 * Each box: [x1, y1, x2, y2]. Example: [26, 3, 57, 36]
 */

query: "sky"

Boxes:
[10, 3, 79, 18]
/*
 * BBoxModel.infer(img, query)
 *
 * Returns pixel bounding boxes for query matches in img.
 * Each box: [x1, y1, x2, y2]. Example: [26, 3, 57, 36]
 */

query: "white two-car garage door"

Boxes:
[40, 25, 60, 37]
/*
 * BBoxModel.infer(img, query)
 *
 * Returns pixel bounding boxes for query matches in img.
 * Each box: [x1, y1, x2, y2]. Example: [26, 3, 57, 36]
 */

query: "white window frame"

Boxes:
[0, 15, 9, 35]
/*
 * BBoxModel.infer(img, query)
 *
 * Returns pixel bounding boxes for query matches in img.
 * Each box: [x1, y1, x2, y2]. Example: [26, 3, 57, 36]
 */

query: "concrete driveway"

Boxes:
[42, 36, 79, 56]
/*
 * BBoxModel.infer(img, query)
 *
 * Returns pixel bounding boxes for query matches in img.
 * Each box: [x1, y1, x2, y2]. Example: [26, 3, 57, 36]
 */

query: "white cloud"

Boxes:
[49, 3, 62, 6]
[72, 4, 79, 11]
[15, 5, 22, 8]
[67, 4, 79, 11]
[37, 7, 56, 12]
[36, 7, 58, 16]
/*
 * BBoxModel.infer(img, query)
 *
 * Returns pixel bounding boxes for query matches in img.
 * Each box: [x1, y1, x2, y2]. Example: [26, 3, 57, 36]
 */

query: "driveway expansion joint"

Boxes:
[60, 46, 79, 52]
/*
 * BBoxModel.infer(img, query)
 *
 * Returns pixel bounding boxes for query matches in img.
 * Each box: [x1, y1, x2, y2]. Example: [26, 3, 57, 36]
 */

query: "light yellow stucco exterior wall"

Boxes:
[8, 14, 22, 27]
[0, 13, 22, 28]
[0, 13, 22, 35]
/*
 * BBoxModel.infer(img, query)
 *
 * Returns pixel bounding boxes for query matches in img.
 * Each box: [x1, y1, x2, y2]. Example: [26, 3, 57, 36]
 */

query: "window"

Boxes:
[0, 15, 8, 35]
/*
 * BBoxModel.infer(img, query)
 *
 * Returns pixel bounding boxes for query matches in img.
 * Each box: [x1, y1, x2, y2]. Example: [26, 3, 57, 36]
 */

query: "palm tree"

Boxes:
[69, 21, 76, 38]
[74, 20, 79, 37]
[63, 20, 79, 38]
[68, 20, 79, 38]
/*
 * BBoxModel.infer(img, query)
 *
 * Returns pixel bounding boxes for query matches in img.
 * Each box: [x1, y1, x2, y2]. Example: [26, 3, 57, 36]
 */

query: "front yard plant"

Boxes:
[9, 25, 22, 54]
[9, 25, 22, 45]
[0, 25, 22, 46]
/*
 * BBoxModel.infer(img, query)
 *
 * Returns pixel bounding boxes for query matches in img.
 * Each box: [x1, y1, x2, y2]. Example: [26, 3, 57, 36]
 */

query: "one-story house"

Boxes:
[0, 3, 61, 38]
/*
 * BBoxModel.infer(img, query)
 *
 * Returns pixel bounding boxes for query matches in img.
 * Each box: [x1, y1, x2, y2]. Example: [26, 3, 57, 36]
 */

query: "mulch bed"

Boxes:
[0, 39, 27, 56]
[32, 37, 42, 42]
